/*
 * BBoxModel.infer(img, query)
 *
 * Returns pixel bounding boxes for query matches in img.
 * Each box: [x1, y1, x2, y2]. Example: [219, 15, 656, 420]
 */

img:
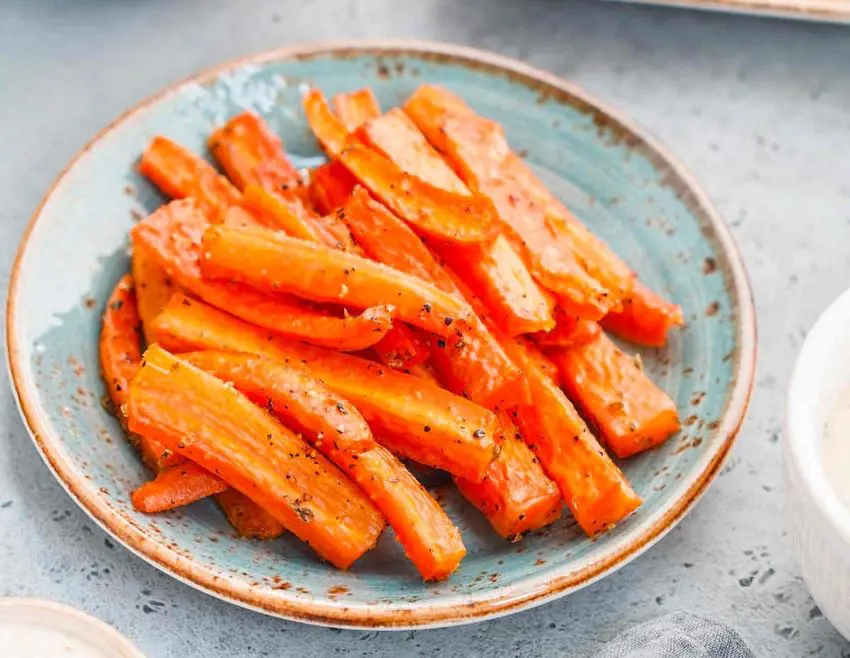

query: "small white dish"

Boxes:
[0, 598, 144, 658]
[786, 288, 850, 641]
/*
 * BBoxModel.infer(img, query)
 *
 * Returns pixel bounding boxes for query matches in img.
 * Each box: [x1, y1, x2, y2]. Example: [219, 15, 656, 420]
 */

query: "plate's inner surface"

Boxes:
[14, 50, 738, 612]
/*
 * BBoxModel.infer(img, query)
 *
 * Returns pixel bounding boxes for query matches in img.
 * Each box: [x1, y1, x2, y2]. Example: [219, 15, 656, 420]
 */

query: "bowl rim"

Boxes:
[786, 288, 850, 545]
[5, 38, 757, 629]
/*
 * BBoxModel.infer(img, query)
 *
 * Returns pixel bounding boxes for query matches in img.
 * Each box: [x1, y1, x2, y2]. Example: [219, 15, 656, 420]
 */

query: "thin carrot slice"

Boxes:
[131, 462, 227, 513]
[550, 332, 680, 458]
[333, 88, 381, 132]
[207, 112, 301, 192]
[372, 325, 430, 369]
[215, 489, 285, 540]
[200, 224, 474, 339]
[129, 345, 385, 568]
[500, 337, 642, 535]
[139, 136, 240, 221]
[180, 351, 375, 454]
[534, 313, 602, 348]
[455, 412, 562, 540]
[150, 295, 499, 482]
[303, 90, 499, 244]
[358, 109, 555, 335]
[404, 85, 628, 317]
[241, 183, 327, 242]
[131, 199, 393, 351]
[601, 279, 684, 347]
[132, 248, 178, 346]
[309, 162, 358, 214]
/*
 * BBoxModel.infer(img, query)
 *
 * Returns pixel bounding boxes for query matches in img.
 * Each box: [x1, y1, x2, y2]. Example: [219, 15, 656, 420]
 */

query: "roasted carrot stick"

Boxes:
[358, 109, 554, 335]
[550, 332, 680, 458]
[241, 183, 327, 242]
[131, 199, 393, 351]
[533, 313, 602, 348]
[500, 337, 642, 535]
[600, 279, 684, 347]
[207, 112, 301, 192]
[455, 412, 562, 540]
[200, 224, 474, 339]
[215, 488, 285, 540]
[303, 90, 499, 244]
[150, 294, 500, 483]
[309, 162, 358, 214]
[333, 88, 381, 132]
[129, 346, 384, 568]
[186, 350, 464, 580]
[132, 247, 178, 345]
[513, 336, 559, 383]
[131, 462, 227, 513]
[180, 351, 375, 454]
[139, 136, 240, 221]
[404, 85, 631, 317]
[372, 324, 430, 368]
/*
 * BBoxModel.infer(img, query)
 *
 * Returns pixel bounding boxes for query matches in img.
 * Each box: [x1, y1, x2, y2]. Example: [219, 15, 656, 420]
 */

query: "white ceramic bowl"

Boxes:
[786, 288, 850, 641]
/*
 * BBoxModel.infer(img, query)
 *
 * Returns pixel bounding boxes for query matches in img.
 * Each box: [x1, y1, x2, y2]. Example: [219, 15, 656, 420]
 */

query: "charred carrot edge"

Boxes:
[309, 162, 358, 214]
[131, 198, 393, 351]
[150, 294, 499, 483]
[139, 136, 240, 221]
[358, 109, 555, 335]
[550, 332, 680, 459]
[128, 345, 385, 569]
[199, 224, 474, 339]
[188, 349, 464, 580]
[533, 313, 602, 348]
[501, 337, 642, 536]
[600, 279, 684, 347]
[215, 489, 286, 540]
[303, 89, 499, 244]
[404, 85, 623, 317]
[131, 462, 227, 513]
[132, 247, 178, 346]
[181, 351, 375, 454]
[207, 111, 301, 191]
[332, 88, 382, 132]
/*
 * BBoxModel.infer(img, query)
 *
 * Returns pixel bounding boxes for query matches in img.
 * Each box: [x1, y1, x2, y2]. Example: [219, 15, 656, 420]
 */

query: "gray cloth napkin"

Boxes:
[593, 612, 755, 658]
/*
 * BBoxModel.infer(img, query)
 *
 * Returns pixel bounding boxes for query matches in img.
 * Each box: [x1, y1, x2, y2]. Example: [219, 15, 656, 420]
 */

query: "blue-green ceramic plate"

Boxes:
[6, 41, 756, 629]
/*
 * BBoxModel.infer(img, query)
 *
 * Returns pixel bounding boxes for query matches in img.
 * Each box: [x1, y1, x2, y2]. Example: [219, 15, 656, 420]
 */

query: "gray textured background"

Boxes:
[1, 1, 849, 656]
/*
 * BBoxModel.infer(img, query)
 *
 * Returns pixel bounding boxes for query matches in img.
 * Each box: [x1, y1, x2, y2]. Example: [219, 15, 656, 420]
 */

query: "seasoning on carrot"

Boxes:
[371, 324, 431, 369]
[332, 88, 381, 132]
[131, 247, 178, 345]
[550, 332, 681, 459]
[139, 136, 240, 222]
[131, 462, 227, 513]
[309, 162, 358, 214]
[128, 345, 385, 569]
[199, 223, 475, 339]
[131, 198, 393, 351]
[600, 279, 684, 347]
[215, 488, 286, 540]
[150, 294, 500, 483]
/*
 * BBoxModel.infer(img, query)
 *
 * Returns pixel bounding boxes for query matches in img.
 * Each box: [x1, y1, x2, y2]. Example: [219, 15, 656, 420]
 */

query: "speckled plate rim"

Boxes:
[6, 39, 757, 630]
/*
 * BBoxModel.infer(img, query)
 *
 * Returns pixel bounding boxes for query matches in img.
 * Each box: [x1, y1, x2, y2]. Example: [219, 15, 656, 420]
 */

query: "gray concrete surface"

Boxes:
[1, 1, 849, 656]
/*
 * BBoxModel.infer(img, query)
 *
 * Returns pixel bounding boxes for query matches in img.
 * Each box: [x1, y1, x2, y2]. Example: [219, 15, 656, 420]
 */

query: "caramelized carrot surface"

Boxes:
[132, 247, 178, 345]
[215, 488, 286, 540]
[601, 279, 684, 347]
[333, 88, 381, 132]
[128, 345, 385, 569]
[139, 137, 239, 221]
[199, 224, 474, 339]
[131, 462, 227, 513]
[550, 333, 681, 459]
[534, 313, 602, 348]
[131, 199, 393, 351]
[309, 162, 358, 214]
[150, 295, 500, 483]
[372, 325, 430, 369]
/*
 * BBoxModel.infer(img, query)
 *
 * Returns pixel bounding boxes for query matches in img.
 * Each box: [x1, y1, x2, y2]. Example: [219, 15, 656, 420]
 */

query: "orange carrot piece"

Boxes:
[601, 279, 684, 347]
[207, 112, 301, 192]
[550, 332, 681, 458]
[501, 337, 642, 535]
[139, 137, 240, 221]
[150, 295, 499, 482]
[181, 351, 375, 454]
[333, 88, 381, 132]
[131, 199, 392, 351]
[405, 85, 630, 316]
[358, 109, 555, 335]
[513, 337, 559, 383]
[215, 488, 285, 540]
[303, 88, 355, 156]
[309, 162, 358, 214]
[241, 183, 327, 242]
[455, 412, 562, 540]
[131, 462, 227, 513]
[534, 313, 602, 348]
[132, 248, 178, 346]
[372, 325, 430, 369]
[129, 345, 385, 568]
[222, 204, 266, 229]
[200, 224, 474, 339]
